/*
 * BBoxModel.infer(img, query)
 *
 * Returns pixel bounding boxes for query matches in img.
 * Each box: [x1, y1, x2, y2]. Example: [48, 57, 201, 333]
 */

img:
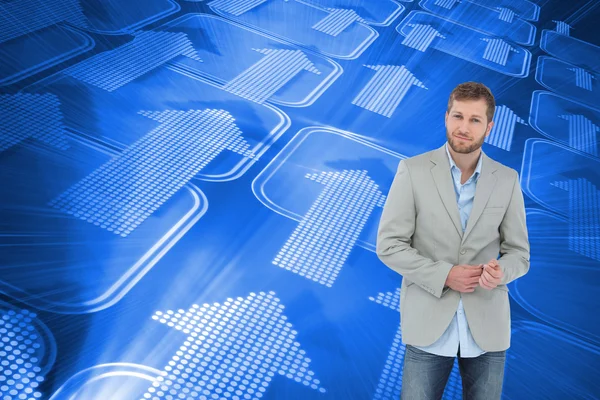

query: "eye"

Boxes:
[453, 114, 462, 119]
[472, 119, 480, 123]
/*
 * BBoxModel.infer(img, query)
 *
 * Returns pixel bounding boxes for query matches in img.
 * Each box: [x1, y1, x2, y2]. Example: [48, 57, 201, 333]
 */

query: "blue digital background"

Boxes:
[1, 0, 599, 399]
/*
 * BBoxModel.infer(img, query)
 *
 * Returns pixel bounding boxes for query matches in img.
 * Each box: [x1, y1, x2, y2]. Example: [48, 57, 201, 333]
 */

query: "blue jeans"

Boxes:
[401, 344, 506, 400]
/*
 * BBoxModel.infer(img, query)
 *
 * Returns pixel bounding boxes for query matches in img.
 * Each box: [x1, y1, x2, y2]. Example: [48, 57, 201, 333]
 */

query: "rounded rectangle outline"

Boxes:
[0, 25, 95, 87]
[510, 320, 600, 367]
[509, 208, 600, 345]
[417, 0, 536, 46]
[251, 125, 406, 253]
[520, 138, 600, 217]
[529, 90, 600, 159]
[302, 0, 406, 26]
[534, 55, 598, 109]
[0, 299, 57, 375]
[209, 0, 379, 60]
[0, 184, 208, 314]
[23, 64, 292, 182]
[465, 0, 540, 22]
[540, 29, 600, 73]
[160, 13, 344, 108]
[49, 363, 162, 400]
[73, 0, 181, 35]
[396, 10, 531, 78]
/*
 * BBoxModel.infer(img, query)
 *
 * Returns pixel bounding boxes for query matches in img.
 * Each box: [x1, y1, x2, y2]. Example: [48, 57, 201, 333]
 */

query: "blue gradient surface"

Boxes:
[1, 0, 599, 399]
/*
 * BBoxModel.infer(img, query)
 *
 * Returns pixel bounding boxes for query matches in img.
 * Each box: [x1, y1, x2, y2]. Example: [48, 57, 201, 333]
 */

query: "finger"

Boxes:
[480, 276, 494, 290]
[478, 276, 493, 290]
[469, 276, 481, 285]
[481, 270, 493, 285]
[485, 266, 502, 279]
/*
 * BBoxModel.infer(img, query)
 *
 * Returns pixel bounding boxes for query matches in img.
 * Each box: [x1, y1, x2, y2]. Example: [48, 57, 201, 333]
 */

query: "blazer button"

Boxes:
[460, 249, 467, 255]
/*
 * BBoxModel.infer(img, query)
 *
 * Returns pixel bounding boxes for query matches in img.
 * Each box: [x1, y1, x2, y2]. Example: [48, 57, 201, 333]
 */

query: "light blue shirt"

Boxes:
[413, 143, 485, 358]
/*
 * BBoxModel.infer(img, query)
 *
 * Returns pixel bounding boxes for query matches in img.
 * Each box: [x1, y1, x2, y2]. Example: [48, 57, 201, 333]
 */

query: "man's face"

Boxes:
[445, 98, 494, 154]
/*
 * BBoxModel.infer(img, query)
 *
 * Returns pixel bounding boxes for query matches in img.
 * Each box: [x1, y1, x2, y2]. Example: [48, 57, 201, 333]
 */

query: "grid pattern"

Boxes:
[560, 114, 599, 156]
[49, 109, 253, 237]
[0, 93, 69, 153]
[568, 67, 595, 91]
[209, 0, 268, 16]
[0, 308, 46, 400]
[485, 105, 527, 151]
[402, 24, 446, 52]
[145, 292, 325, 399]
[224, 48, 320, 104]
[0, 0, 87, 44]
[553, 179, 600, 262]
[352, 65, 427, 118]
[481, 38, 517, 66]
[312, 8, 365, 37]
[64, 31, 202, 92]
[273, 170, 386, 287]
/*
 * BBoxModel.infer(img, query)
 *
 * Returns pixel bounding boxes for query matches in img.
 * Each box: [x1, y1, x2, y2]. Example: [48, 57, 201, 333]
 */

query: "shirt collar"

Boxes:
[445, 142, 483, 182]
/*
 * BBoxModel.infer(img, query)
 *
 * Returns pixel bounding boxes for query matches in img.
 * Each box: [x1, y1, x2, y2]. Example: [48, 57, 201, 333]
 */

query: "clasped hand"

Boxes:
[445, 259, 503, 293]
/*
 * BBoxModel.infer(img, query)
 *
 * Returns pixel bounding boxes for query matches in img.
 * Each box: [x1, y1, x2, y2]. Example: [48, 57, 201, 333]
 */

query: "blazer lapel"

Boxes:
[462, 154, 498, 243]
[430, 145, 463, 238]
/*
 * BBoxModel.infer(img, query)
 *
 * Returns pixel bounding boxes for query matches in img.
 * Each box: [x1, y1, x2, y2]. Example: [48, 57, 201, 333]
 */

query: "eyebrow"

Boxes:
[452, 112, 484, 119]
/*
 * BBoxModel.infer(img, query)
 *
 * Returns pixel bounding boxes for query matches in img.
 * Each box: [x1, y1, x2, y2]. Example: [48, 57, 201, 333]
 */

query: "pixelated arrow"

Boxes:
[312, 8, 367, 36]
[368, 290, 462, 399]
[273, 170, 386, 287]
[484, 105, 527, 151]
[0, 93, 69, 153]
[63, 30, 202, 92]
[223, 48, 320, 104]
[558, 114, 600, 156]
[0, 0, 87, 43]
[401, 23, 446, 52]
[143, 291, 326, 399]
[208, 0, 270, 16]
[49, 109, 254, 237]
[551, 178, 600, 262]
[352, 65, 427, 118]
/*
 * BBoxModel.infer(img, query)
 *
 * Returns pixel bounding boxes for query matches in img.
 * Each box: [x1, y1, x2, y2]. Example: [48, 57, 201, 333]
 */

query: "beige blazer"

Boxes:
[376, 144, 530, 351]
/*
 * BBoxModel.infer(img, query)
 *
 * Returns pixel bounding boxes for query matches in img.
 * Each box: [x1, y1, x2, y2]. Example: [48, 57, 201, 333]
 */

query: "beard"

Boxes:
[446, 129, 486, 154]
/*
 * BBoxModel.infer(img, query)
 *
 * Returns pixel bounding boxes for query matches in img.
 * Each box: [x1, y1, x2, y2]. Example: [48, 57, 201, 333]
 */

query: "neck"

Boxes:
[447, 144, 481, 173]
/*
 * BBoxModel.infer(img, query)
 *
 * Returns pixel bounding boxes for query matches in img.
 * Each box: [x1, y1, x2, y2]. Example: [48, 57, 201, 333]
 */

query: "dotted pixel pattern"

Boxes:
[481, 38, 517, 67]
[401, 24, 445, 52]
[552, 178, 600, 262]
[485, 105, 526, 151]
[369, 288, 400, 312]
[560, 114, 599, 157]
[49, 109, 253, 237]
[0, 308, 46, 400]
[352, 65, 426, 118]
[273, 170, 386, 287]
[145, 291, 325, 399]
[64, 31, 202, 92]
[208, 0, 267, 16]
[370, 291, 462, 399]
[0, 93, 69, 153]
[0, 0, 87, 44]
[311, 8, 366, 37]
[223, 48, 320, 104]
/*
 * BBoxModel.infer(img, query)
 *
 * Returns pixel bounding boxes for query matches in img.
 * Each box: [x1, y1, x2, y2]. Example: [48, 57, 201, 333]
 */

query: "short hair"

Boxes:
[447, 81, 495, 123]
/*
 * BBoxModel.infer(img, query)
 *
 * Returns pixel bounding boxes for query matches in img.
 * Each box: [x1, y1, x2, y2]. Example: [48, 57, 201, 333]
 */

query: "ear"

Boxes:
[485, 120, 494, 137]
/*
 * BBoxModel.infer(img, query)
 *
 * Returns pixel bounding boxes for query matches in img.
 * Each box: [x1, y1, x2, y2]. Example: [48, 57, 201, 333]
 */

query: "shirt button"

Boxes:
[460, 249, 467, 255]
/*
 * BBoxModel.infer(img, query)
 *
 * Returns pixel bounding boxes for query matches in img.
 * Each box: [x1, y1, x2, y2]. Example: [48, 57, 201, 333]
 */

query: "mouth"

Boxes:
[454, 134, 471, 142]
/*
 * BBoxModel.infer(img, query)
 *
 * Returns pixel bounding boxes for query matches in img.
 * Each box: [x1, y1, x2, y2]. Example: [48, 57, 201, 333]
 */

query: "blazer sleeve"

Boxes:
[497, 171, 531, 285]
[376, 160, 454, 299]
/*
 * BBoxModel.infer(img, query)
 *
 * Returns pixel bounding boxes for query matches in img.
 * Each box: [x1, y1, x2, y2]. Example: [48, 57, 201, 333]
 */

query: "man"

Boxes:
[376, 82, 530, 400]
